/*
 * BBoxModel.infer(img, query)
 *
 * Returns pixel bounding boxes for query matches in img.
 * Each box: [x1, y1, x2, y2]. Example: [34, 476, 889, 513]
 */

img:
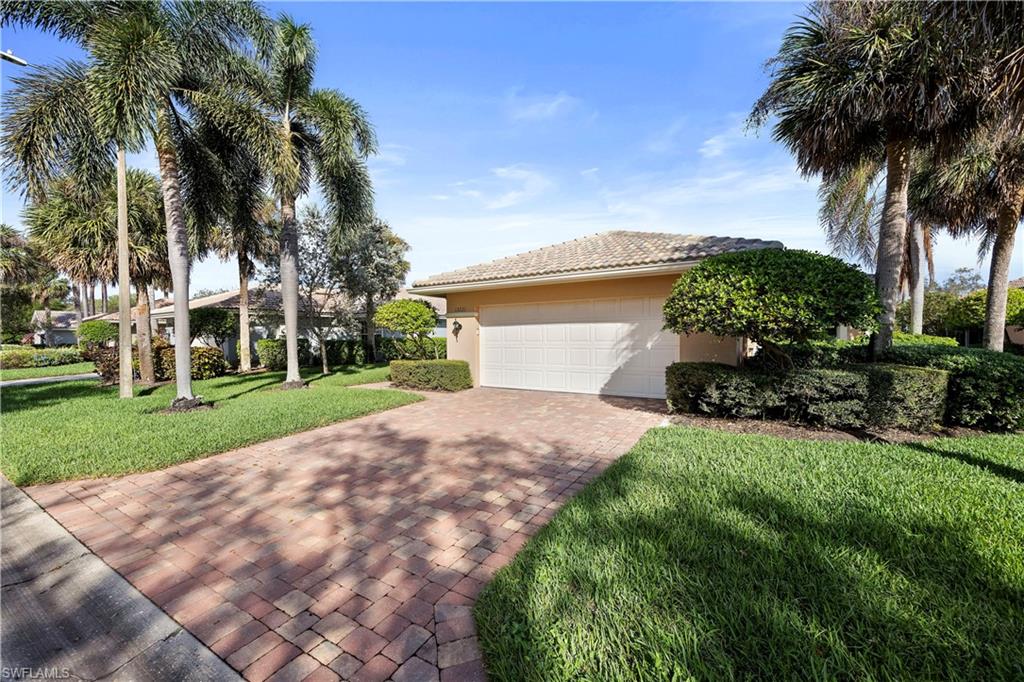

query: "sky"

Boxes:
[2, 1, 1021, 295]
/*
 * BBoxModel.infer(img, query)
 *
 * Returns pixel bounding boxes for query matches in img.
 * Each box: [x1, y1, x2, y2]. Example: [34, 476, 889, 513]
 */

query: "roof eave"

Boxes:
[408, 261, 698, 296]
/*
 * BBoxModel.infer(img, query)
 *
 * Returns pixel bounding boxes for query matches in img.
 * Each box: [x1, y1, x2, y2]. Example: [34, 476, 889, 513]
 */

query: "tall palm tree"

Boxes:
[29, 268, 70, 347]
[912, 120, 1024, 351]
[752, 2, 987, 352]
[2, 1, 270, 405]
[0, 224, 36, 285]
[232, 16, 375, 387]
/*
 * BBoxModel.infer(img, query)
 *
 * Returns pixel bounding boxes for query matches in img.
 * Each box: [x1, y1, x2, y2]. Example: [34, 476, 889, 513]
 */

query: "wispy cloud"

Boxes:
[699, 120, 750, 158]
[505, 88, 581, 121]
[453, 164, 554, 209]
[646, 118, 688, 154]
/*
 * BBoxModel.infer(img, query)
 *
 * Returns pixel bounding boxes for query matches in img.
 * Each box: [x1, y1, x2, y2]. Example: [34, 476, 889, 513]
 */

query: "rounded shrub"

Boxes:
[77, 320, 118, 348]
[663, 249, 879, 359]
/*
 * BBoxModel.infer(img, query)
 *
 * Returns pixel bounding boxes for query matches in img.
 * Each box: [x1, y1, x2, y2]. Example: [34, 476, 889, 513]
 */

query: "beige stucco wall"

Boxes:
[443, 274, 741, 388]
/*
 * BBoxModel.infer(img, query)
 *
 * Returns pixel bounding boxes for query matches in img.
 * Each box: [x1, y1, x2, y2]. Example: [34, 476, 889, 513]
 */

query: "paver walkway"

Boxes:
[26, 388, 665, 681]
[1, 477, 238, 680]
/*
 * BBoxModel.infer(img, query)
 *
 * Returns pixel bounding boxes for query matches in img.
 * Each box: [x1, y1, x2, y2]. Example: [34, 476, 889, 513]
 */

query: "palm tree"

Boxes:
[2, 1, 270, 405]
[0, 224, 36, 286]
[818, 156, 937, 334]
[25, 171, 168, 380]
[912, 121, 1024, 351]
[210, 182, 277, 372]
[752, 2, 987, 352]
[229, 16, 376, 388]
[28, 268, 70, 347]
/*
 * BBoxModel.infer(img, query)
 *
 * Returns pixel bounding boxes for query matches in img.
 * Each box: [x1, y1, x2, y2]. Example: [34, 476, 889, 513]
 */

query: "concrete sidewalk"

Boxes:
[1, 477, 239, 681]
[0, 372, 99, 388]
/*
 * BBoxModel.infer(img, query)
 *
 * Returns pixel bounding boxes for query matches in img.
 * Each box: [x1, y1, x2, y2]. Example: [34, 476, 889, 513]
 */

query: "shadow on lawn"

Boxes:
[22, 391, 644, 678]
[0, 380, 112, 414]
[475, 457, 1024, 681]
[903, 441, 1024, 485]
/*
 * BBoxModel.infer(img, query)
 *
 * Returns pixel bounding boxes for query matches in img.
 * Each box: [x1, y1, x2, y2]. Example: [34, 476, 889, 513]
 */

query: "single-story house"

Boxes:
[1009, 277, 1024, 347]
[409, 230, 783, 399]
[91, 286, 446, 363]
[31, 310, 78, 346]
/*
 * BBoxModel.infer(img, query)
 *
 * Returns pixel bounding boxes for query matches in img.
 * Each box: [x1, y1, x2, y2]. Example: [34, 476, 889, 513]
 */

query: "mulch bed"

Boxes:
[668, 413, 987, 443]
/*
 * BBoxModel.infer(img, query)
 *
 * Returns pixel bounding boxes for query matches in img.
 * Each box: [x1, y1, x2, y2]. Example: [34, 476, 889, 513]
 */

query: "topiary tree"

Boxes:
[373, 299, 440, 359]
[189, 308, 238, 348]
[663, 249, 879, 365]
[77, 320, 118, 348]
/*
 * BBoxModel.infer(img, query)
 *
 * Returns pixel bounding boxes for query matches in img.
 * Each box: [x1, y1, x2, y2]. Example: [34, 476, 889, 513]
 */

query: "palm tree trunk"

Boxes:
[238, 253, 253, 372]
[279, 192, 303, 388]
[101, 282, 109, 314]
[155, 103, 194, 403]
[364, 295, 376, 363]
[149, 288, 158, 336]
[872, 137, 912, 354]
[320, 336, 329, 375]
[136, 282, 155, 384]
[909, 219, 925, 335]
[43, 303, 52, 347]
[87, 282, 95, 316]
[116, 148, 133, 399]
[983, 195, 1022, 351]
[73, 282, 83, 326]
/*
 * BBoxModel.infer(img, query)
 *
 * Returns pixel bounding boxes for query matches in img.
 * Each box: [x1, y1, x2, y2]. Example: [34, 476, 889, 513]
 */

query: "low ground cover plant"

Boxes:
[390, 359, 472, 391]
[476, 427, 1024, 681]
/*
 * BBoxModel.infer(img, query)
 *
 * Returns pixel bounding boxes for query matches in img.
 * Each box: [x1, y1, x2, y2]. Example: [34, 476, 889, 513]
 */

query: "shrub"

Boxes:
[190, 308, 237, 345]
[321, 339, 367, 366]
[389, 359, 472, 391]
[86, 347, 120, 384]
[158, 346, 228, 381]
[859, 364, 949, 431]
[666, 362, 869, 428]
[947, 288, 1024, 331]
[77, 320, 117, 347]
[0, 347, 83, 369]
[880, 345, 1024, 431]
[378, 336, 446, 361]
[254, 338, 315, 370]
[374, 300, 442, 358]
[895, 290, 961, 336]
[893, 331, 959, 347]
[663, 249, 879, 355]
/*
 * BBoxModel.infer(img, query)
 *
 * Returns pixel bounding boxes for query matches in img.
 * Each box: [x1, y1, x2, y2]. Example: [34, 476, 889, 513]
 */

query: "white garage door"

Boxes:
[479, 296, 678, 399]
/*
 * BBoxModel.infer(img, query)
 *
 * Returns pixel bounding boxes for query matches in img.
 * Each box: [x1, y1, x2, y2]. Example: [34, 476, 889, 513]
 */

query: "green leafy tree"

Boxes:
[189, 308, 238, 348]
[662, 249, 879, 365]
[895, 291, 960, 338]
[374, 299, 440, 359]
[939, 268, 984, 298]
[752, 2, 990, 353]
[77, 320, 118, 348]
[337, 218, 410, 361]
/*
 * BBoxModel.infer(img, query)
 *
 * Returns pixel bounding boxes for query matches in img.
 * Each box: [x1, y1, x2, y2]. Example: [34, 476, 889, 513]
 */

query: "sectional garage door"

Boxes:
[479, 296, 678, 399]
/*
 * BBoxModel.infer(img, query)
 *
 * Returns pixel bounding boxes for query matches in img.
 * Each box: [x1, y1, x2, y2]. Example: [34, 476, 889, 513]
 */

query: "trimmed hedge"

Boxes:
[255, 338, 314, 370]
[92, 345, 228, 384]
[666, 362, 948, 431]
[879, 345, 1024, 431]
[860, 363, 949, 431]
[389, 360, 472, 391]
[0, 346, 83, 369]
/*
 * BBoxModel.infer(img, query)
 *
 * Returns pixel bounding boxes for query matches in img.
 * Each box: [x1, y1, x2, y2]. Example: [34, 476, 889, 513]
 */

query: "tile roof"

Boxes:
[1010, 277, 1024, 289]
[412, 230, 784, 289]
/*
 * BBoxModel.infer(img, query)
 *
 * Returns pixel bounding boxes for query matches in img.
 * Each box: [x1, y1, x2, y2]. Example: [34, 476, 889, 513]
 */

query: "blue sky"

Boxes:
[2, 2, 1020, 293]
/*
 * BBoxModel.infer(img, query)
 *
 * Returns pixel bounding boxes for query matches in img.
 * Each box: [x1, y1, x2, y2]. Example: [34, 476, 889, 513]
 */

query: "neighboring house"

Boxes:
[31, 310, 78, 346]
[409, 230, 782, 399]
[96, 286, 446, 364]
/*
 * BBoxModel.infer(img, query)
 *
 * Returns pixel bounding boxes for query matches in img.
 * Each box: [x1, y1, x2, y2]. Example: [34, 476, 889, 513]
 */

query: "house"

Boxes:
[93, 286, 446, 363]
[31, 310, 78, 346]
[1009, 277, 1024, 347]
[409, 230, 783, 399]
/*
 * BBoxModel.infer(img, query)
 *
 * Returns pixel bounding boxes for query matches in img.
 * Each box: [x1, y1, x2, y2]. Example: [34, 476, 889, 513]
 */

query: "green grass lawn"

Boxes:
[476, 427, 1024, 681]
[1, 364, 417, 486]
[0, 361, 96, 382]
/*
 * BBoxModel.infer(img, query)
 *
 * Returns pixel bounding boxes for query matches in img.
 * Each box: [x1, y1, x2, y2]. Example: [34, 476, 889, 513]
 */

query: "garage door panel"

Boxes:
[481, 296, 679, 399]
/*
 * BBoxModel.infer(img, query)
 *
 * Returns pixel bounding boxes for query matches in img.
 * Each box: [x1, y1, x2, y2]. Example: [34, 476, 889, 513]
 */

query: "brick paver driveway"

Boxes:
[27, 388, 664, 681]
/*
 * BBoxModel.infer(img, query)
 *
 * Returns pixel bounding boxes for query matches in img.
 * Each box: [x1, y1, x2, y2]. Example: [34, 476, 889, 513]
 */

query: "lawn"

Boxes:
[476, 427, 1024, 681]
[0, 361, 96, 382]
[1, 364, 418, 486]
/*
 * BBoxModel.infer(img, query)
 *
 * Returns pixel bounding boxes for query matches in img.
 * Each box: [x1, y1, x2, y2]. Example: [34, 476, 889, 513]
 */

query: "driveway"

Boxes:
[26, 388, 665, 681]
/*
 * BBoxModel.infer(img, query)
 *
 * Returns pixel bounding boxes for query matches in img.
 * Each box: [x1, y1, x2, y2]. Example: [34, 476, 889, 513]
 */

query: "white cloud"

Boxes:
[452, 164, 554, 209]
[580, 167, 600, 177]
[505, 89, 581, 121]
[646, 118, 688, 154]
[699, 121, 749, 158]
